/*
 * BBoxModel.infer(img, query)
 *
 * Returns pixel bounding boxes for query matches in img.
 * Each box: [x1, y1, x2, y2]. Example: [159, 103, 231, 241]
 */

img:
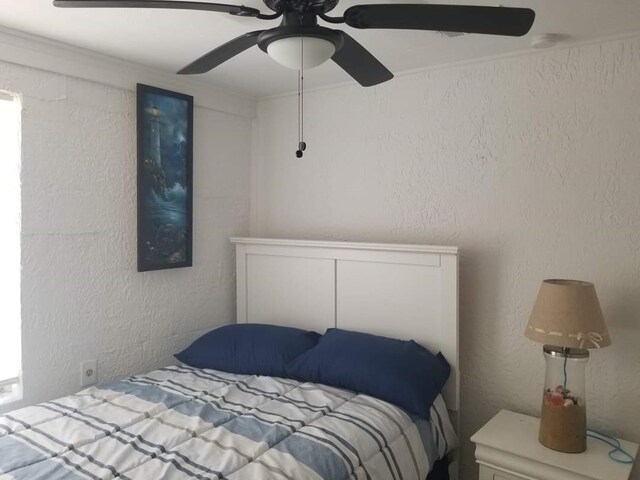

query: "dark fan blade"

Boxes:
[53, 1, 261, 17]
[178, 31, 263, 74]
[332, 31, 393, 87]
[343, 4, 535, 37]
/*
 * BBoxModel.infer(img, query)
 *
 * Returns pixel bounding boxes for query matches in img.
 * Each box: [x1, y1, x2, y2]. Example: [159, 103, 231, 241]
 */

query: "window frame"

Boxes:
[0, 90, 22, 406]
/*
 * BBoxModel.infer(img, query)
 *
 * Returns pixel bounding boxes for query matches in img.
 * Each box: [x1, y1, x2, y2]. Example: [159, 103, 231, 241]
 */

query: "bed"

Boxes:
[0, 237, 459, 480]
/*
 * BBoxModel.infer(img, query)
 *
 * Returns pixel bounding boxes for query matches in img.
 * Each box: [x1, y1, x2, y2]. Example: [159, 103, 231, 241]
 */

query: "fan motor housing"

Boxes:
[263, 0, 339, 14]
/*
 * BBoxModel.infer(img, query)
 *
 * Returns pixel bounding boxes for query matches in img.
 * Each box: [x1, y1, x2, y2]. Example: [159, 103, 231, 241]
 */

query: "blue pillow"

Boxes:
[175, 323, 321, 377]
[285, 328, 450, 419]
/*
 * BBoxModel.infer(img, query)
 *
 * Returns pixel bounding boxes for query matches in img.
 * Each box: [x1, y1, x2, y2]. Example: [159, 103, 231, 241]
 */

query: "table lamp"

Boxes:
[525, 279, 610, 453]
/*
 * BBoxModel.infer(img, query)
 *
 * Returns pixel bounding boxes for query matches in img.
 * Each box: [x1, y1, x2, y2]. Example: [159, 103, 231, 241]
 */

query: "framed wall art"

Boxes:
[137, 84, 193, 272]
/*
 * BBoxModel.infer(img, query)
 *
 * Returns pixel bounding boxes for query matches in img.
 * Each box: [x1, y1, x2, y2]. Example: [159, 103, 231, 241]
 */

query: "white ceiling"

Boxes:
[1, 0, 640, 96]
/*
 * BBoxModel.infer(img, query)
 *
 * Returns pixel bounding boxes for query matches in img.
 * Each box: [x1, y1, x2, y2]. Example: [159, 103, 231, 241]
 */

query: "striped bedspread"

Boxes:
[0, 365, 457, 480]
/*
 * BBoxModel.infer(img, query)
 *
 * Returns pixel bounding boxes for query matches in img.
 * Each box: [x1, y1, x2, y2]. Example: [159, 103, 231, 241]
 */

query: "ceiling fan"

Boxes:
[53, 0, 535, 87]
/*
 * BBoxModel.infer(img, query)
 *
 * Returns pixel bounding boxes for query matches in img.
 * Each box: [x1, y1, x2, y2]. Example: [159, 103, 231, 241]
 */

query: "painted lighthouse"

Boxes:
[144, 105, 167, 196]
[147, 105, 162, 170]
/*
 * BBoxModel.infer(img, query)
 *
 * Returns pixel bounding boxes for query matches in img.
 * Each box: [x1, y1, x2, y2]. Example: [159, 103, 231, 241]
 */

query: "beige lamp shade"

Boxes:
[525, 279, 610, 349]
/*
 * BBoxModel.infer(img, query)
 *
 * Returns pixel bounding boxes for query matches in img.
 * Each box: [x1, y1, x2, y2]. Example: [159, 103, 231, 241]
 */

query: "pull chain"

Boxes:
[296, 33, 306, 158]
[297, 67, 301, 156]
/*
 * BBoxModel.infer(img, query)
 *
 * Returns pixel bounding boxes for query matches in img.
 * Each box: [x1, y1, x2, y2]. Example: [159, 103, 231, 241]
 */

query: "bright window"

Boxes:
[0, 91, 21, 404]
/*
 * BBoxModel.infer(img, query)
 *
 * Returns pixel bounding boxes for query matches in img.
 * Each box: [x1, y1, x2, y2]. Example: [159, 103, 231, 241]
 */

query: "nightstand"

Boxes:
[471, 410, 638, 480]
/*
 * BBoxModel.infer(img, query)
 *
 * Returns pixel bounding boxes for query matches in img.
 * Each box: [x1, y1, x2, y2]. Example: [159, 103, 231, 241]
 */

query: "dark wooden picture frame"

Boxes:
[137, 84, 193, 272]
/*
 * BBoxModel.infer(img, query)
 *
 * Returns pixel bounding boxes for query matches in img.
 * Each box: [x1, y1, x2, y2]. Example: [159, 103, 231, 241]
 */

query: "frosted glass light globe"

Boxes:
[267, 36, 335, 70]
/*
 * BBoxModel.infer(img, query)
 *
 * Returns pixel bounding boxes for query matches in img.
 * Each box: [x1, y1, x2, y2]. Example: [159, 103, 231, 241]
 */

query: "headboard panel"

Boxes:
[231, 237, 459, 411]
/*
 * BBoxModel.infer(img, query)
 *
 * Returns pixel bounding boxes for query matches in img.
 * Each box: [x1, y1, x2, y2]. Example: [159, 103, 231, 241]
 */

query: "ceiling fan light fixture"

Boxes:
[267, 36, 336, 70]
[54, 1, 536, 87]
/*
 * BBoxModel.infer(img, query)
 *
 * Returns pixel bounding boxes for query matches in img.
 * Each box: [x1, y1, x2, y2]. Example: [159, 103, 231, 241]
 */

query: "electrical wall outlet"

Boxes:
[81, 359, 98, 388]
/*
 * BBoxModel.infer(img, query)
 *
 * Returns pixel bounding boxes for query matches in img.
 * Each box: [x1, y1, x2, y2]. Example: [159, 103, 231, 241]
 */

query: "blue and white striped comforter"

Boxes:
[0, 365, 457, 480]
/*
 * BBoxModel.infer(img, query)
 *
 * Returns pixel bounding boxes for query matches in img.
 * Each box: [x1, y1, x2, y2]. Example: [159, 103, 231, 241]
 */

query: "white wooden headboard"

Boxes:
[231, 237, 459, 412]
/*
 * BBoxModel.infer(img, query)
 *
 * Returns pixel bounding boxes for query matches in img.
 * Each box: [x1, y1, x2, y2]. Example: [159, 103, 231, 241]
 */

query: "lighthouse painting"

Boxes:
[137, 84, 193, 272]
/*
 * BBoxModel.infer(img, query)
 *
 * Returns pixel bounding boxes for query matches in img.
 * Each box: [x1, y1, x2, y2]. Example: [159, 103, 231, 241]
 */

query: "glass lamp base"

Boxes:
[538, 345, 588, 453]
[539, 400, 586, 453]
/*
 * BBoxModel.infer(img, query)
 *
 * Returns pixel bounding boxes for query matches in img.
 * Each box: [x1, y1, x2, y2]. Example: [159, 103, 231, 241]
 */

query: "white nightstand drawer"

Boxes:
[479, 465, 527, 480]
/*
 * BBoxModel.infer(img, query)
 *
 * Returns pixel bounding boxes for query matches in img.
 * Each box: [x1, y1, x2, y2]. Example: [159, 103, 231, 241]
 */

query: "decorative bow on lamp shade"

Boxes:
[525, 280, 610, 454]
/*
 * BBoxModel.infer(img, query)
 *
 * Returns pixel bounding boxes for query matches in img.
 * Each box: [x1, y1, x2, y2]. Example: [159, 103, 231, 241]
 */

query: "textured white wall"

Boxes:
[0, 60, 252, 414]
[252, 35, 640, 478]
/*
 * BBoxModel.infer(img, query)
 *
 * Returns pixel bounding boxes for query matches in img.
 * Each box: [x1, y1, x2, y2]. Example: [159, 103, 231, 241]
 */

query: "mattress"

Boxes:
[0, 365, 457, 479]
